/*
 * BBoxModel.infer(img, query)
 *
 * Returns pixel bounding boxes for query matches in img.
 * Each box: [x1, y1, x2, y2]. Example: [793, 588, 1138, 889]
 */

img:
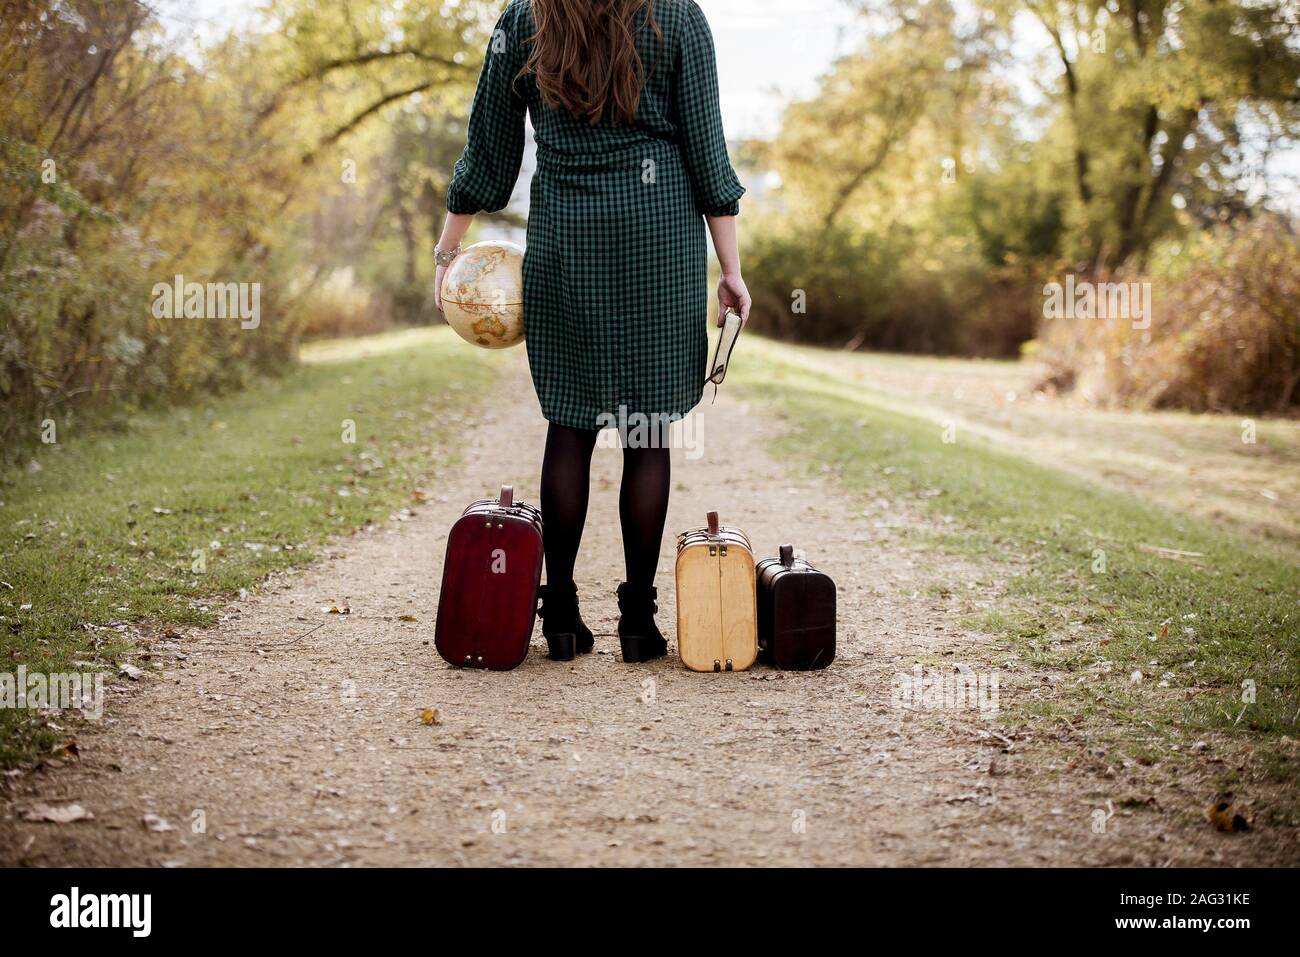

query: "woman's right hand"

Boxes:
[716, 272, 751, 327]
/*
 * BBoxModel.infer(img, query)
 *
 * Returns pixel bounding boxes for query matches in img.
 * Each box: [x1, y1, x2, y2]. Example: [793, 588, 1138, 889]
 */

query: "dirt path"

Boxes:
[0, 354, 1280, 866]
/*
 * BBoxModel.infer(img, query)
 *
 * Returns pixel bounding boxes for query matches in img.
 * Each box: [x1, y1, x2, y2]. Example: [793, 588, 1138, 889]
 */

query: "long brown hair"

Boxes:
[520, 0, 662, 125]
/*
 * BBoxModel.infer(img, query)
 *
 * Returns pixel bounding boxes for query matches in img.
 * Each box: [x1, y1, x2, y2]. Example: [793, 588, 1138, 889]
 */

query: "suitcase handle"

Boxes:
[707, 511, 719, 536]
[499, 484, 514, 508]
[780, 544, 794, 566]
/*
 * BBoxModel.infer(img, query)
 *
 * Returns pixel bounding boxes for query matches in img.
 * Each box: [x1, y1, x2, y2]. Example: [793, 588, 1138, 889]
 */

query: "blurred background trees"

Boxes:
[742, 0, 1299, 411]
[0, 0, 506, 455]
[2, 0, 1297, 460]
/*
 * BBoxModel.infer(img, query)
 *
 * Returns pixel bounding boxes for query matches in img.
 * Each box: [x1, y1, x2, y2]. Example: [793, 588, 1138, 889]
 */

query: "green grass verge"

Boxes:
[0, 328, 496, 765]
[735, 338, 1298, 797]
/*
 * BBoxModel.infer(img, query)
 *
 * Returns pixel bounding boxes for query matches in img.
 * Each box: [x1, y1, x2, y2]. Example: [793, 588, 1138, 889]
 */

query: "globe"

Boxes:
[440, 240, 525, 349]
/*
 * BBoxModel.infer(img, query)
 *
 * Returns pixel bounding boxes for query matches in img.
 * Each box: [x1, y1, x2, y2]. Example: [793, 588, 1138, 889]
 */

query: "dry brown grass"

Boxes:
[1036, 221, 1300, 416]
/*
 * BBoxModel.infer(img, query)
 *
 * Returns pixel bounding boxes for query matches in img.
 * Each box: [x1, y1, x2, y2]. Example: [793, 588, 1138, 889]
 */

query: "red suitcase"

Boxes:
[756, 544, 836, 671]
[434, 484, 543, 670]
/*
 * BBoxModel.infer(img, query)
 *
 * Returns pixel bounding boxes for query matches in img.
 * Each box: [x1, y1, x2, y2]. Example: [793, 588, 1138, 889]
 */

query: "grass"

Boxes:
[4, 322, 1296, 805]
[0, 327, 497, 765]
[733, 337, 1299, 798]
[758, 338, 1300, 550]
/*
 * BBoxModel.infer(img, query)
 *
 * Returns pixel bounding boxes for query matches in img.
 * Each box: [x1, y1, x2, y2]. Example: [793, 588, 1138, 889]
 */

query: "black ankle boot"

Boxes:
[617, 582, 668, 663]
[536, 581, 594, 661]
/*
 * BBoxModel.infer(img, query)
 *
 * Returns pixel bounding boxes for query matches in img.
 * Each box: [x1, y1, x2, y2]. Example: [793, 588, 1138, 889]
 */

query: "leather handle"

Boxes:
[499, 484, 514, 508]
[779, 544, 794, 566]
[706, 511, 719, 536]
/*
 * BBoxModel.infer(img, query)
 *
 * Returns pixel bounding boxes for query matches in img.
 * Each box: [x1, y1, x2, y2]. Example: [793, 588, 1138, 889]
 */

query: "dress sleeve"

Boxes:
[446, 3, 528, 215]
[673, 1, 745, 217]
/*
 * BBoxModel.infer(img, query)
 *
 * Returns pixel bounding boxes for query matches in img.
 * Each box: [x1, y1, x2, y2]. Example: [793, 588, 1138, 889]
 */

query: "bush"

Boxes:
[743, 219, 1036, 358]
[1035, 221, 1300, 415]
[0, 7, 309, 465]
[0, 181, 302, 462]
[296, 270, 389, 341]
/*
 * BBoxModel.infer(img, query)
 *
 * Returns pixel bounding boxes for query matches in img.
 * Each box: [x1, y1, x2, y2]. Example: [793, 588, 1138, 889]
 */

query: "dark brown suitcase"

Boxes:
[434, 484, 543, 670]
[756, 544, 836, 670]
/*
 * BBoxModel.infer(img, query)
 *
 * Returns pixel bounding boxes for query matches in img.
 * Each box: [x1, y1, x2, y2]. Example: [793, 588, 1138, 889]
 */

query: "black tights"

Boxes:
[540, 423, 671, 591]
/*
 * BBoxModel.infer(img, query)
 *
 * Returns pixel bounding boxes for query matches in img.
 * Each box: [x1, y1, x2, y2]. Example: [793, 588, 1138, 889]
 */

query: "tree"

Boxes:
[1018, 0, 1300, 267]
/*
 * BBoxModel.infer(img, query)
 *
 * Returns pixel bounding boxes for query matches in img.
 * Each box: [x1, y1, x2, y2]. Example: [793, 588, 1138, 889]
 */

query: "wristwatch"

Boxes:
[435, 244, 461, 267]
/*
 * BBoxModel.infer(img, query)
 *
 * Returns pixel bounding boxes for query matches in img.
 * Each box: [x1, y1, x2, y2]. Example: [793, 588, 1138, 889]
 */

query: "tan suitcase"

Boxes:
[674, 511, 758, 673]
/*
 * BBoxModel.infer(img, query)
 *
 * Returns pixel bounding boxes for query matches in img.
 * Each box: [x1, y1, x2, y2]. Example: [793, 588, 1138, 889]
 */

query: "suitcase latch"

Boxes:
[725, 659, 734, 671]
[708, 545, 717, 556]
[713, 659, 721, 672]
[719, 544, 728, 556]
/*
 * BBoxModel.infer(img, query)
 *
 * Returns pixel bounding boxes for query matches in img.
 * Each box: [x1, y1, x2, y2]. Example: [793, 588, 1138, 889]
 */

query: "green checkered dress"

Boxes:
[447, 0, 745, 430]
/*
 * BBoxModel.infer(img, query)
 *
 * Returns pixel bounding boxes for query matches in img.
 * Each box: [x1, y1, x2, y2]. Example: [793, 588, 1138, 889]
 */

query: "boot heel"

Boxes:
[546, 633, 576, 662]
[620, 635, 665, 663]
[616, 582, 667, 663]
[620, 635, 646, 663]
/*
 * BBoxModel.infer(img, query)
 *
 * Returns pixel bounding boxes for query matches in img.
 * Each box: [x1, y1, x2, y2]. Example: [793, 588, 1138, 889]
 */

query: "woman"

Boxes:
[435, 0, 749, 664]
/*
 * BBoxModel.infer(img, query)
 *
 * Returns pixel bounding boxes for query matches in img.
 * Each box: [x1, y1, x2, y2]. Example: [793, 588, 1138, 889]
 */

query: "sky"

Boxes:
[691, 0, 864, 138]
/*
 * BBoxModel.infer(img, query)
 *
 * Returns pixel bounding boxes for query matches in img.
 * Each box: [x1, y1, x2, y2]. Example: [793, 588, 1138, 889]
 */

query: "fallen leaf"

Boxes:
[53, 738, 80, 759]
[398, 614, 418, 622]
[1207, 793, 1250, 833]
[119, 663, 144, 680]
[23, 803, 93, 824]
[142, 813, 175, 833]
[420, 708, 440, 726]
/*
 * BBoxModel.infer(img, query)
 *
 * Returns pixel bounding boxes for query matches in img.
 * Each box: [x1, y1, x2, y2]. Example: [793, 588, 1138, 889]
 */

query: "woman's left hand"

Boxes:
[434, 264, 447, 313]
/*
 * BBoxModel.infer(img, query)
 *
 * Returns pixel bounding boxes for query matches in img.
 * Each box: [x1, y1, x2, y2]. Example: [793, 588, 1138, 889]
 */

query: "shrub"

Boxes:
[1035, 221, 1300, 415]
[743, 219, 1036, 358]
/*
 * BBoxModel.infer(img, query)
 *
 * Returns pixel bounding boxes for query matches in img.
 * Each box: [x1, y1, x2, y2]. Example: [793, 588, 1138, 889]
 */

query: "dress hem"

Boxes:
[537, 393, 705, 432]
